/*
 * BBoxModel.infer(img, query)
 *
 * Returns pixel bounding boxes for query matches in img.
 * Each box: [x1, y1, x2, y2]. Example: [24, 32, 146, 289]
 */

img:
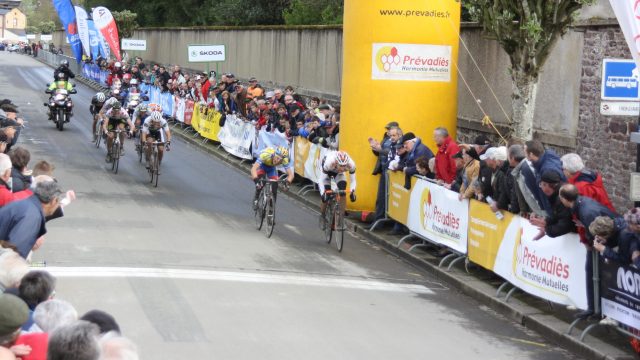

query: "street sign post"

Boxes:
[188, 45, 226, 81]
[601, 59, 640, 101]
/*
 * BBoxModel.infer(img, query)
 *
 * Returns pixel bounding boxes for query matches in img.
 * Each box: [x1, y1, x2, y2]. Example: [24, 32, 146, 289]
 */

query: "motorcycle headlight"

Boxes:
[49, 102, 55, 106]
[66, 102, 73, 107]
[54, 94, 65, 101]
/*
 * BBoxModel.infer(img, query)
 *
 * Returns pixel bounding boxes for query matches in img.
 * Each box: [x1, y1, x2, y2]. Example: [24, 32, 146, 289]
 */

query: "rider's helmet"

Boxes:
[130, 78, 138, 86]
[112, 101, 122, 110]
[336, 151, 350, 167]
[275, 146, 289, 159]
[60, 59, 69, 68]
[148, 103, 162, 113]
[138, 104, 148, 113]
[150, 111, 163, 122]
[114, 62, 122, 69]
[96, 92, 106, 103]
[122, 73, 132, 82]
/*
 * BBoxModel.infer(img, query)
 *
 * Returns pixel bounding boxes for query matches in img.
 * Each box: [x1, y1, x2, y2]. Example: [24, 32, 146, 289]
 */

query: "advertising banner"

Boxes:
[294, 137, 312, 178]
[601, 259, 640, 329]
[340, 0, 461, 211]
[609, 0, 640, 68]
[74, 6, 90, 57]
[122, 39, 147, 51]
[92, 6, 121, 61]
[468, 200, 588, 309]
[53, 0, 82, 63]
[87, 20, 101, 60]
[40, 34, 53, 42]
[386, 171, 413, 225]
[407, 179, 469, 254]
[183, 101, 194, 126]
[217, 115, 253, 159]
[188, 45, 226, 63]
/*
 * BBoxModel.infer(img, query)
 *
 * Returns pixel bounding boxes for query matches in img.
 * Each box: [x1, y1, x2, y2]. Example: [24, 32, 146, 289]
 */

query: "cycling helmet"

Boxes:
[130, 78, 138, 86]
[137, 104, 148, 112]
[275, 146, 289, 159]
[123, 73, 132, 81]
[96, 92, 106, 102]
[150, 111, 163, 122]
[114, 62, 122, 68]
[336, 151, 350, 166]
[112, 101, 122, 110]
[60, 59, 69, 67]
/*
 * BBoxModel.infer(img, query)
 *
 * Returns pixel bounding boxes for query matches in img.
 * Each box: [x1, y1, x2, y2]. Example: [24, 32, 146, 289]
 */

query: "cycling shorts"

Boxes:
[108, 118, 127, 131]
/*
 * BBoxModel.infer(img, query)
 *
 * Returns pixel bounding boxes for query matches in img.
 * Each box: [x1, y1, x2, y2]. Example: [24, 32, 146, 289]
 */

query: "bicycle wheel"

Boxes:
[335, 203, 344, 252]
[113, 142, 120, 174]
[324, 202, 334, 244]
[264, 197, 275, 238]
[95, 124, 102, 148]
[153, 149, 160, 188]
[149, 148, 155, 184]
[137, 139, 143, 163]
[254, 190, 266, 230]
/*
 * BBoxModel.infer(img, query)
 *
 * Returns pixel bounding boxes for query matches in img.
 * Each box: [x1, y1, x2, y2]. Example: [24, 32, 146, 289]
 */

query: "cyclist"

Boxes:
[132, 103, 149, 136]
[319, 150, 357, 221]
[251, 146, 294, 209]
[90, 92, 106, 141]
[141, 111, 172, 170]
[101, 101, 133, 162]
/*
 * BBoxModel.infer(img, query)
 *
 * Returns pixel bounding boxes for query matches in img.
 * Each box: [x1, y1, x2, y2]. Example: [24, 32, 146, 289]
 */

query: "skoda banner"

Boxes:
[188, 45, 226, 63]
[122, 39, 147, 51]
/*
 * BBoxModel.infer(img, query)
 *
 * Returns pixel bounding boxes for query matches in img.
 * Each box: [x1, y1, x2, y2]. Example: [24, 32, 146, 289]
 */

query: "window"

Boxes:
[13, 18, 17, 27]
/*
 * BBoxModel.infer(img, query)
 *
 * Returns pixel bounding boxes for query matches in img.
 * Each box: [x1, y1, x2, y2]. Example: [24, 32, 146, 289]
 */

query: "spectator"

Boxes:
[458, 147, 481, 201]
[0, 249, 29, 292]
[415, 156, 435, 179]
[285, 85, 303, 103]
[33, 300, 78, 333]
[483, 147, 511, 211]
[529, 171, 575, 239]
[525, 140, 566, 216]
[401, 132, 434, 187]
[31, 161, 54, 178]
[18, 271, 56, 331]
[591, 215, 640, 268]
[0, 154, 31, 207]
[559, 183, 623, 318]
[368, 122, 399, 227]
[47, 321, 100, 360]
[80, 311, 120, 335]
[447, 151, 465, 192]
[288, 105, 304, 129]
[0, 178, 62, 258]
[0, 293, 29, 353]
[9, 147, 31, 192]
[218, 91, 237, 115]
[561, 153, 614, 212]
[510, 144, 544, 217]
[247, 77, 264, 100]
[433, 127, 460, 185]
[308, 97, 320, 111]
[317, 104, 332, 122]
[99, 332, 138, 360]
[235, 84, 249, 117]
[134, 57, 145, 71]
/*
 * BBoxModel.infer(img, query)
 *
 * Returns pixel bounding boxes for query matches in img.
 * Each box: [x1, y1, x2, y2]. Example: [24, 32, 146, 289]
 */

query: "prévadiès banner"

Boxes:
[407, 179, 469, 254]
[92, 6, 121, 61]
[372, 43, 452, 82]
[468, 200, 588, 309]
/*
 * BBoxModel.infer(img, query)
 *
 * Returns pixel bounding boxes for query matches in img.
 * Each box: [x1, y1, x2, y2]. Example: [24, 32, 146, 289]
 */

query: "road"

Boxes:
[1, 51, 577, 359]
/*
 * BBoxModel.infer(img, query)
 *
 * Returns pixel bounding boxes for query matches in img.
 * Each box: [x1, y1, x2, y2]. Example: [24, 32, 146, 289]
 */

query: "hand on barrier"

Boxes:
[349, 191, 356, 203]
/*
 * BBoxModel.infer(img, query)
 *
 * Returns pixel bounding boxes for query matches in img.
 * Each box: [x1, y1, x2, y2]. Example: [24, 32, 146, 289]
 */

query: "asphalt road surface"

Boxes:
[1, 51, 578, 359]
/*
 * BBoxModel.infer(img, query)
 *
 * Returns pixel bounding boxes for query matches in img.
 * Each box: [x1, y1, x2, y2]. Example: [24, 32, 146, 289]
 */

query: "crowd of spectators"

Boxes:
[84, 55, 341, 149]
[0, 98, 138, 359]
[367, 122, 639, 318]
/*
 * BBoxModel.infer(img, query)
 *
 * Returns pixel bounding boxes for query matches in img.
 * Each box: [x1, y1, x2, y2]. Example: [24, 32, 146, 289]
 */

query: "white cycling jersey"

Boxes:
[142, 117, 169, 141]
[319, 151, 356, 194]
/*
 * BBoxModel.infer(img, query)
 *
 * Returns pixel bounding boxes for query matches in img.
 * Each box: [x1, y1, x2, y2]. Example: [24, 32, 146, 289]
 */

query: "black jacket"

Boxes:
[602, 230, 639, 266]
[479, 160, 493, 200]
[505, 166, 520, 214]
[10, 167, 31, 193]
[372, 133, 391, 175]
[492, 161, 511, 211]
[53, 66, 75, 81]
[573, 196, 622, 241]
[545, 191, 576, 237]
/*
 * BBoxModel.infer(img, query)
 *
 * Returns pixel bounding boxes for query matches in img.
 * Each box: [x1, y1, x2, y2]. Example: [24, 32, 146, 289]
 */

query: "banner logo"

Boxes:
[372, 43, 452, 82]
[419, 187, 461, 234]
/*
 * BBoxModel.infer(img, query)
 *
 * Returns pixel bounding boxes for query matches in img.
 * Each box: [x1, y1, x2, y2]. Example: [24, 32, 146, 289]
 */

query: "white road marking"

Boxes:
[44, 266, 434, 294]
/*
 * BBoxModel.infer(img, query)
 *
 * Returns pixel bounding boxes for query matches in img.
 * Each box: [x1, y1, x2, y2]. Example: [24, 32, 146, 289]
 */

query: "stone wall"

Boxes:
[576, 26, 636, 212]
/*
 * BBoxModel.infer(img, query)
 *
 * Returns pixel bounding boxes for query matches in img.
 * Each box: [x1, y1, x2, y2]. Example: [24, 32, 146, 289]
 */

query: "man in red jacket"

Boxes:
[433, 127, 460, 185]
[0, 154, 31, 208]
[561, 153, 615, 212]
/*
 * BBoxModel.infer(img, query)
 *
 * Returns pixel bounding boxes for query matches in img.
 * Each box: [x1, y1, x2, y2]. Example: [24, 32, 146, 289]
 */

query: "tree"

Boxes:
[38, 21, 57, 35]
[464, 0, 594, 140]
[26, 26, 38, 34]
[283, 0, 343, 25]
[112, 10, 138, 39]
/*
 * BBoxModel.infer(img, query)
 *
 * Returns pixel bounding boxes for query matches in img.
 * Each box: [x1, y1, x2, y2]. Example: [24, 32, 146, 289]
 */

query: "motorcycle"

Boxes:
[44, 84, 77, 131]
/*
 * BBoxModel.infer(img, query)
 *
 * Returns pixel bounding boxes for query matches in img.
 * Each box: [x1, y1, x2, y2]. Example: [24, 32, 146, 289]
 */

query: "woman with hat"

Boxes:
[457, 147, 480, 201]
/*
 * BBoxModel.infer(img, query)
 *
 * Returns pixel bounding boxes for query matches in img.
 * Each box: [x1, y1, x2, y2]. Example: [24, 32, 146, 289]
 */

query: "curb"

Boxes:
[35, 57, 631, 359]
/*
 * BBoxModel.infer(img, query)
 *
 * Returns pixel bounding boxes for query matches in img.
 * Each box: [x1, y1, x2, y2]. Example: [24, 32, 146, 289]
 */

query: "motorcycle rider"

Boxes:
[45, 80, 75, 121]
[101, 101, 133, 162]
[53, 59, 75, 82]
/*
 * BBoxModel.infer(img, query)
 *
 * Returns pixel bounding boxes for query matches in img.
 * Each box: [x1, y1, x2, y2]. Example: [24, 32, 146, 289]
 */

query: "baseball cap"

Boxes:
[249, 77, 257, 82]
[540, 170, 562, 184]
[0, 294, 29, 337]
[474, 135, 491, 146]
[479, 147, 496, 161]
[401, 132, 416, 144]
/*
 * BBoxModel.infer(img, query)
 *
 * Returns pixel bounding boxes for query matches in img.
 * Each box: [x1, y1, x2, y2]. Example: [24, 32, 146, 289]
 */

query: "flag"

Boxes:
[92, 6, 121, 61]
[87, 19, 101, 60]
[74, 6, 90, 57]
[52, 0, 82, 63]
[610, 0, 640, 68]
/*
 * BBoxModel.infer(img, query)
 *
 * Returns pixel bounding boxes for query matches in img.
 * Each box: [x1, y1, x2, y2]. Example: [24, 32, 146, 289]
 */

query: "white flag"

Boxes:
[610, 0, 640, 67]
[74, 6, 90, 57]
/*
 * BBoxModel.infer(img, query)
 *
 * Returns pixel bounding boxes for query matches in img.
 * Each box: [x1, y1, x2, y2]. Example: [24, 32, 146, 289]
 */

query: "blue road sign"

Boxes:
[601, 59, 640, 101]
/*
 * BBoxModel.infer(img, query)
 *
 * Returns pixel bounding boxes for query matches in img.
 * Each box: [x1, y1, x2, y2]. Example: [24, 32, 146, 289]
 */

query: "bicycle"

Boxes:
[146, 140, 170, 187]
[135, 126, 143, 163]
[94, 116, 103, 149]
[321, 190, 348, 252]
[107, 129, 125, 174]
[254, 177, 289, 238]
